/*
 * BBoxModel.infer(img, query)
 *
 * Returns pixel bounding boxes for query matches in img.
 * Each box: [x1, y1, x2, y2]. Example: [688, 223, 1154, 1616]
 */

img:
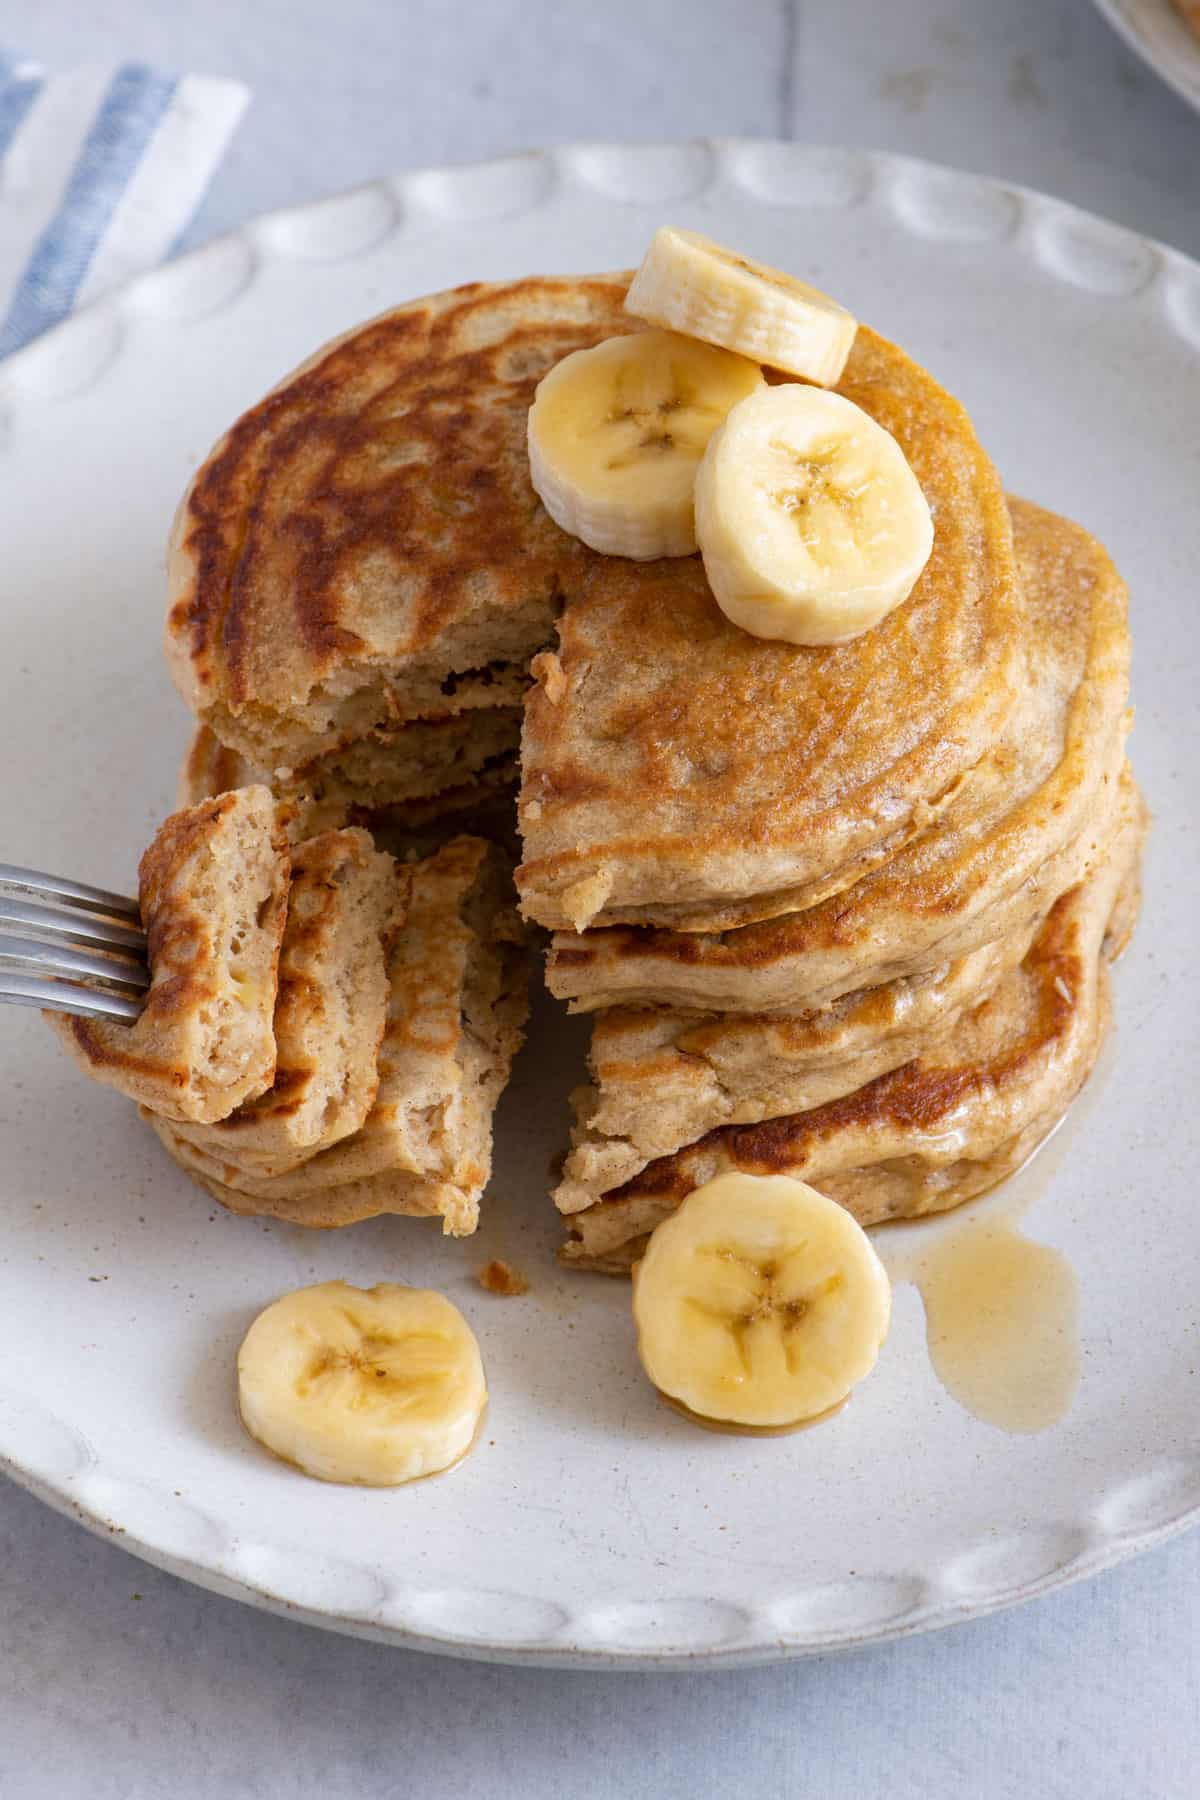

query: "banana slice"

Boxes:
[237, 1280, 487, 1486]
[526, 328, 763, 559]
[695, 383, 934, 646]
[632, 1173, 891, 1430]
[625, 226, 858, 386]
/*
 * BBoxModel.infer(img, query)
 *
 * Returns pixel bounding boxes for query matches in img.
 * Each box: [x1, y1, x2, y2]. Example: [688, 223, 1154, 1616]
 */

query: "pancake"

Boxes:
[367, 764, 521, 861]
[178, 724, 257, 808]
[47, 787, 289, 1124]
[516, 323, 1024, 931]
[165, 278, 630, 769]
[170, 828, 396, 1176]
[164, 275, 1023, 935]
[555, 922, 1036, 1213]
[179, 723, 520, 850]
[149, 1130, 492, 1232]
[148, 835, 530, 1235]
[296, 706, 521, 813]
[547, 498, 1130, 1010]
[560, 778, 1145, 1271]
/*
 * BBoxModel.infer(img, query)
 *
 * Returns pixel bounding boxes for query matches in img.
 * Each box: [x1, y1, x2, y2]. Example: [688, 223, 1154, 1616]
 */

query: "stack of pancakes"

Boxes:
[549, 500, 1141, 1268]
[156, 274, 1142, 1258]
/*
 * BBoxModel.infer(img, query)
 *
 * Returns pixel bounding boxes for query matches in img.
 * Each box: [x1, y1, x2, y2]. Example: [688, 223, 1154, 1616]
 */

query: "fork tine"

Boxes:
[0, 970, 144, 1023]
[0, 935, 151, 993]
[0, 862, 141, 923]
[0, 895, 146, 954]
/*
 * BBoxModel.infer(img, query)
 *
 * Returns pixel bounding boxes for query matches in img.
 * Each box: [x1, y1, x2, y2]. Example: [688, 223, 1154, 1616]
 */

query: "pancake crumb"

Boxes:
[478, 1258, 529, 1296]
[531, 650, 567, 704]
[561, 869, 613, 930]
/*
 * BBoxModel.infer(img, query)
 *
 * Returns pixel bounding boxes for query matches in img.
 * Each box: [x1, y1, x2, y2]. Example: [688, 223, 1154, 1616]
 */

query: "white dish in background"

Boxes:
[0, 142, 1197, 1669]
[1093, 0, 1200, 111]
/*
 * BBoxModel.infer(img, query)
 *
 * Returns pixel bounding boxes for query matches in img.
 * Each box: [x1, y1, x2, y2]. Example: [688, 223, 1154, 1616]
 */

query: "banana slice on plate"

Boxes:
[527, 328, 763, 559]
[625, 226, 858, 386]
[695, 383, 934, 646]
[237, 1280, 487, 1486]
[632, 1173, 891, 1431]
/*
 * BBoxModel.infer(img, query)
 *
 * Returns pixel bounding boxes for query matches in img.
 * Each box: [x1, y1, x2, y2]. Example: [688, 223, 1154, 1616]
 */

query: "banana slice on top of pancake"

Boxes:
[237, 1281, 487, 1485]
[695, 383, 935, 646]
[625, 226, 858, 386]
[526, 327, 763, 559]
[632, 1173, 891, 1431]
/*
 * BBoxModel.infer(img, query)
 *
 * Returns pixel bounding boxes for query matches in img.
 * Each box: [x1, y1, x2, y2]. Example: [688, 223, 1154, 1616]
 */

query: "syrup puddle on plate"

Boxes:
[900, 1216, 1078, 1434]
[873, 1038, 1115, 1434]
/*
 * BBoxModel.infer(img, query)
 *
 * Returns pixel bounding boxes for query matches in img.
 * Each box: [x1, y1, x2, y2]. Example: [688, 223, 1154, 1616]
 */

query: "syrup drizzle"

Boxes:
[873, 1041, 1115, 1434]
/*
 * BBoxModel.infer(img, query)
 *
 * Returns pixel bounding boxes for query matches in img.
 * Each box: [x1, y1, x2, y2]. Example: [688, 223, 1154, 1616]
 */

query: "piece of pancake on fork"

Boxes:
[169, 827, 397, 1178]
[150, 836, 529, 1236]
[47, 787, 290, 1124]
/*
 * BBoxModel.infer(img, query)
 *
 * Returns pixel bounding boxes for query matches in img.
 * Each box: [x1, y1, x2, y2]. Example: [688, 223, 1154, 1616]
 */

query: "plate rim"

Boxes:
[4, 1441, 1199, 1671]
[2, 137, 1199, 1669]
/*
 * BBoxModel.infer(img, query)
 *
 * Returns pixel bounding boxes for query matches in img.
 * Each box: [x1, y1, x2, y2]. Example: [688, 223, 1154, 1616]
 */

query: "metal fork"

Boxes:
[0, 864, 148, 1022]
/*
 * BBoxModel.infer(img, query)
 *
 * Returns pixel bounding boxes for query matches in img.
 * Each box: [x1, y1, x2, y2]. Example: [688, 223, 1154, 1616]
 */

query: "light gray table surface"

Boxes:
[2, 2, 1198, 1795]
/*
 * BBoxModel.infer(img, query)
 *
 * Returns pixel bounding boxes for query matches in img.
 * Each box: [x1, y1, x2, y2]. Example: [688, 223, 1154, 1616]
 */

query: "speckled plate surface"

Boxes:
[1092, 0, 1200, 112]
[0, 143, 1197, 1668]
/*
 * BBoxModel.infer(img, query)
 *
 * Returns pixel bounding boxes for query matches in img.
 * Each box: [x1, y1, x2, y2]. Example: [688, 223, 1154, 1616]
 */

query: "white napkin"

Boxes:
[0, 54, 248, 358]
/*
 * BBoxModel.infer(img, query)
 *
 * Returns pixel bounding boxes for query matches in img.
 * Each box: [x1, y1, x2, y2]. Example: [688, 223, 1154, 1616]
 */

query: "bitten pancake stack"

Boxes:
[53, 261, 1142, 1255]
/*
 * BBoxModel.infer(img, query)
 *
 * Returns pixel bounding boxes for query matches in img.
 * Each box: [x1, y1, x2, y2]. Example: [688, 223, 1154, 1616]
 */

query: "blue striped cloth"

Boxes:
[0, 54, 248, 358]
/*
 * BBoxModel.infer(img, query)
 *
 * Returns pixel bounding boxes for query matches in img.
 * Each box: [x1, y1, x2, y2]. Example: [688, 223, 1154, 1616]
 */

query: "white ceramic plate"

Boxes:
[1093, 0, 1200, 111]
[0, 143, 1197, 1670]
